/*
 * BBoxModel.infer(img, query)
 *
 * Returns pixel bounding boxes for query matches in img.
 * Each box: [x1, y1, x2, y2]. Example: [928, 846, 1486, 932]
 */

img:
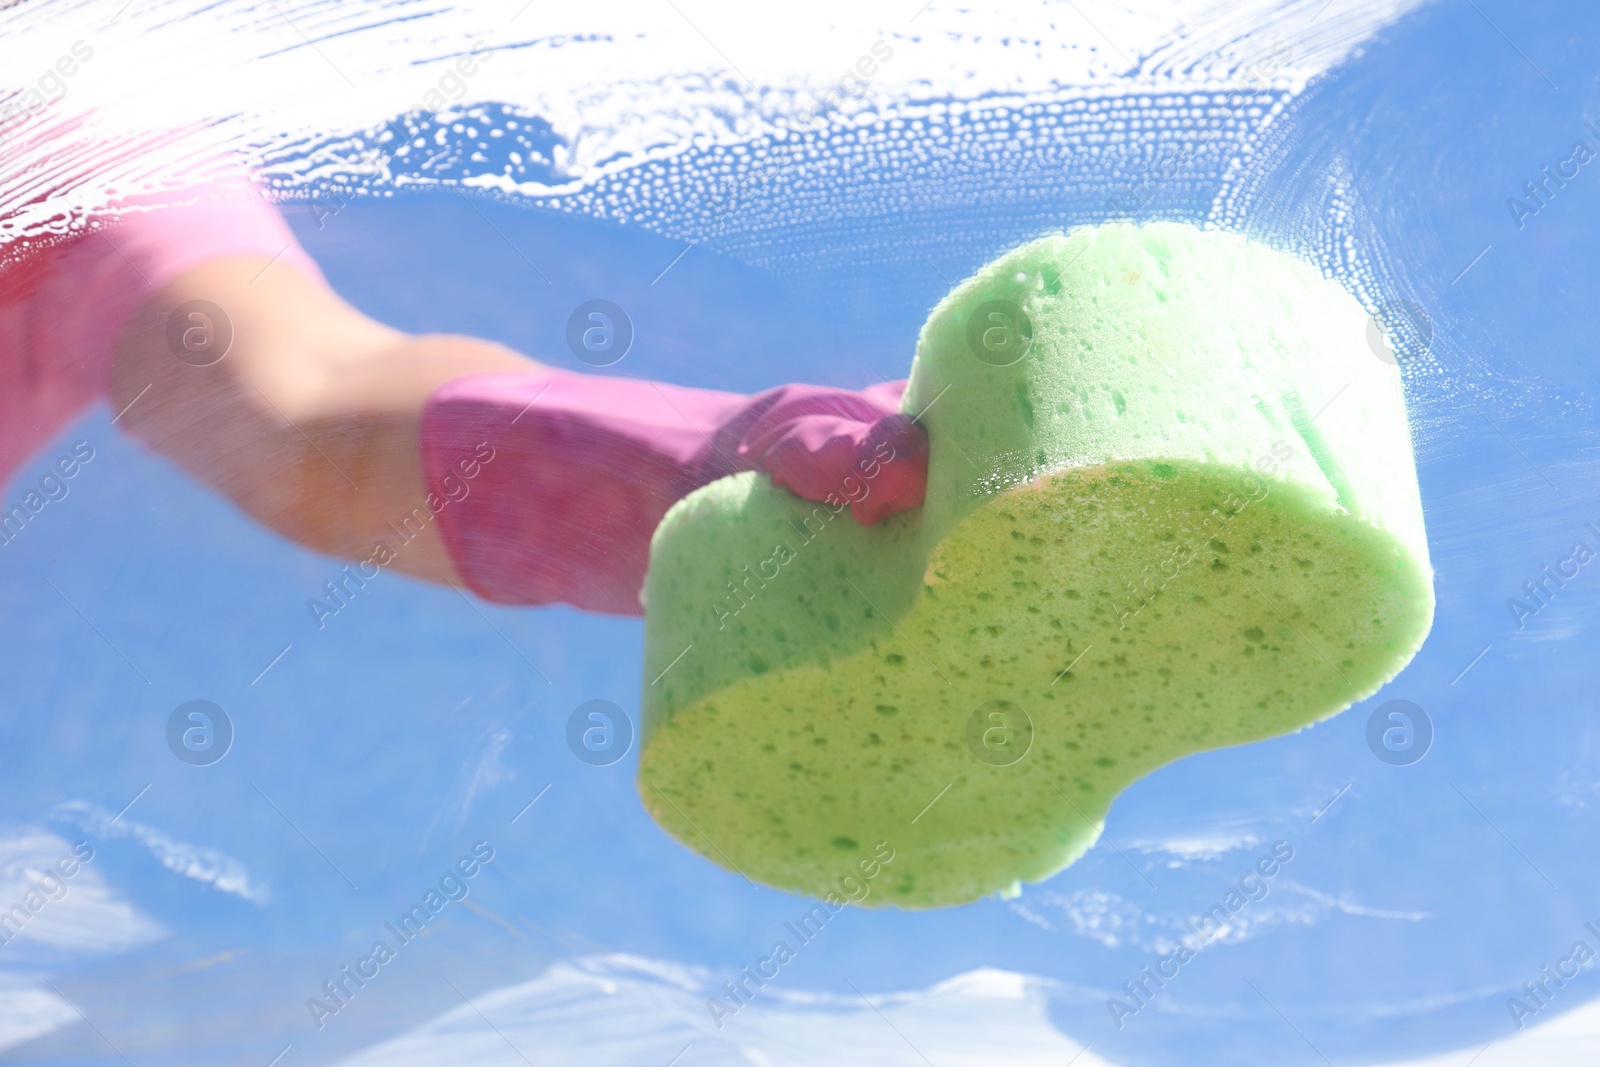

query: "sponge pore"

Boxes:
[637, 222, 1435, 909]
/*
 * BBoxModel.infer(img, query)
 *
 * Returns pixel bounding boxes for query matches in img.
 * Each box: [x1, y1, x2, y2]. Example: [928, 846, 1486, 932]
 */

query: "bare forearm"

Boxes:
[109, 256, 536, 584]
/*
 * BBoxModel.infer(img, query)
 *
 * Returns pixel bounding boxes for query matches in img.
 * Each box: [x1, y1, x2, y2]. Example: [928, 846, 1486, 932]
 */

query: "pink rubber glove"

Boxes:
[0, 186, 322, 486]
[419, 369, 929, 615]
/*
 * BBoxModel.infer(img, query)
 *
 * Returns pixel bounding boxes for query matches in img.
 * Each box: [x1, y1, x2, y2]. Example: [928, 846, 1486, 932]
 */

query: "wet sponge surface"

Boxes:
[638, 222, 1435, 909]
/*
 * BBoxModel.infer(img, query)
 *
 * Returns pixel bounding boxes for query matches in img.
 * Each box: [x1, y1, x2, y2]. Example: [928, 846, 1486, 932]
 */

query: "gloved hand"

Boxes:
[419, 369, 929, 615]
[0, 186, 323, 484]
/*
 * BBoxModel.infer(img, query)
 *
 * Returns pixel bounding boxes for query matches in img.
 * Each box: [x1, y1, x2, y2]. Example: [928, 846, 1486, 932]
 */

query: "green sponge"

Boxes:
[637, 222, 1434, 909]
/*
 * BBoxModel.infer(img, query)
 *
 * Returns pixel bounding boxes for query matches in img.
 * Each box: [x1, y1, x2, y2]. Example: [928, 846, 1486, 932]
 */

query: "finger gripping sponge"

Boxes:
[638, 222, 1435, 909]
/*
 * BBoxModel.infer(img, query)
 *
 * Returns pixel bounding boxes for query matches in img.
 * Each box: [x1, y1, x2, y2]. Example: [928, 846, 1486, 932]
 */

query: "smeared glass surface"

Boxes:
[2, 0, 1598, 1065]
